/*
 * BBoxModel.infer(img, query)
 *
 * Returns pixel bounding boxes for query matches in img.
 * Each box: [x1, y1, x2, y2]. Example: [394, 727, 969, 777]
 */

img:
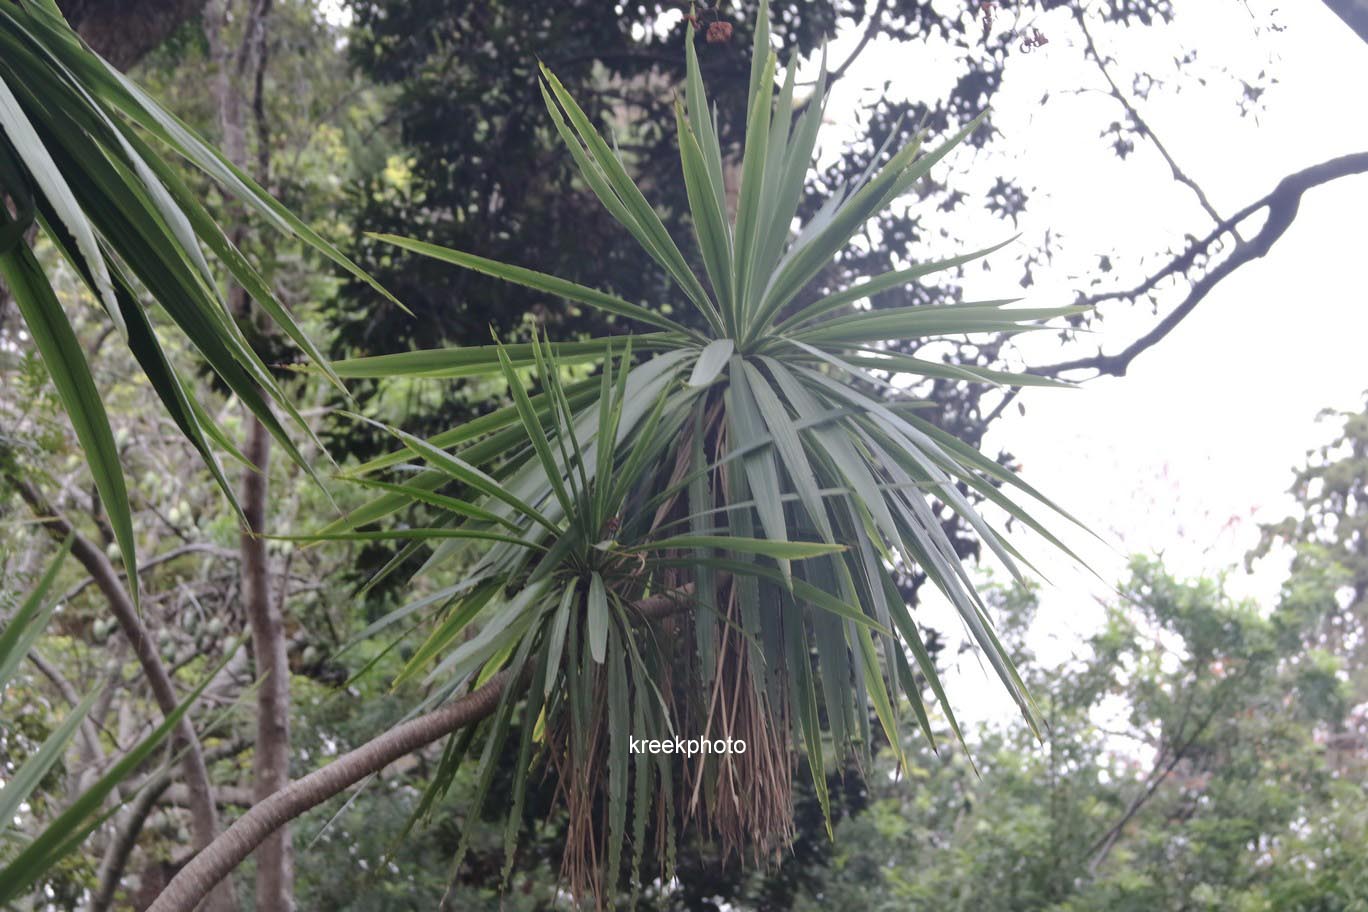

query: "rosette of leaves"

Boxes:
[320, 4, 1085, 904]
[0, 0, 392, 608]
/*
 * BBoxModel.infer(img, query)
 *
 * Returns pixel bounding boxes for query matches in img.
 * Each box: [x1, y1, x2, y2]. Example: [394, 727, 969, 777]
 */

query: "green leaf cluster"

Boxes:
[314, 4, 1088, 900]
[0, 542, 225, 904]
[0, 1, 392, 608]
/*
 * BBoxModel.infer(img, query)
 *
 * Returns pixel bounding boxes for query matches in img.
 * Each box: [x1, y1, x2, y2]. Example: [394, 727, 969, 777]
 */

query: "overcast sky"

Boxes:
[808, 0, 1368, 724]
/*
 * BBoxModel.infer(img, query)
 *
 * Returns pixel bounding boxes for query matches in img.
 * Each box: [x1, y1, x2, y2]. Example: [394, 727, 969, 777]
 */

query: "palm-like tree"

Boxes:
[4, 3, 1089, 906]
[321, 5, 1086, 900]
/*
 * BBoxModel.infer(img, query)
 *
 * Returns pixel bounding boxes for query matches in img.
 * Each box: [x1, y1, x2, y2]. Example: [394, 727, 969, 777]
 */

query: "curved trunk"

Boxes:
[147, 587, 695, 912]
[9, 477, 236, 912]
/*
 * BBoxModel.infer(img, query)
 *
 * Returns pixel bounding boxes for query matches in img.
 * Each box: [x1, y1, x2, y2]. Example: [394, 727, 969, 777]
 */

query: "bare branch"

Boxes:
[1035, 151, 1368, 378]
[57, 542, 237, 605]
[1322, 0, 1368, 46]
[1074, 9, 1232, 233]
[27, 648, 107, 781]
[91, 758, 173, 912]
[92, 740, 252, 912]
[825, 0, 890, 85]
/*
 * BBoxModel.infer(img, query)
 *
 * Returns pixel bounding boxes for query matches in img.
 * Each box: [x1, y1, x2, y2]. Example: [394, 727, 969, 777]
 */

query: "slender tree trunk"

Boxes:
[91, 766, 172, 912]
[209, 1, 294, 906]
[239, 414, 294, 910]
[92, 741, 250, 912]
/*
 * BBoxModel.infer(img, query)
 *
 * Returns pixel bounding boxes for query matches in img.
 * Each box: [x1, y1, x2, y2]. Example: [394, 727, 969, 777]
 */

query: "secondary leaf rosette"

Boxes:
[323, 4, 1087, 904]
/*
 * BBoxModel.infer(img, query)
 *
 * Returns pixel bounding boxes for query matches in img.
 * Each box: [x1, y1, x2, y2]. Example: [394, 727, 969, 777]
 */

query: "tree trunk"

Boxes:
[7, 478, 237, 912]
[59, 0, 205, 70]
[239, 413, 294, 911]
[208, 0, 294, 906]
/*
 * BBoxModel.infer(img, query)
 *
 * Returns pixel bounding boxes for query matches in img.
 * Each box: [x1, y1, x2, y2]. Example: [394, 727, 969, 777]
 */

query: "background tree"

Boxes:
[1252, 395, 1368, 701]
[4, 2, 1366, 910]
[330, 0, 1368, 584]
[790, 554, 1366, 911]
[3, 2, 384, 907]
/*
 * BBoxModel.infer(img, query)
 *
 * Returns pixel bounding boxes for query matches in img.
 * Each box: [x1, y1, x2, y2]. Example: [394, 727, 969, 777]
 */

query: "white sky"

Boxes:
[812, 1, 1368, 725]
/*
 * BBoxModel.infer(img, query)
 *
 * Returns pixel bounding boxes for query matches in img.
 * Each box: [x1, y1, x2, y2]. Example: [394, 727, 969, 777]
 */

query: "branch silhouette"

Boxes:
[1033, 151, 1368, 378]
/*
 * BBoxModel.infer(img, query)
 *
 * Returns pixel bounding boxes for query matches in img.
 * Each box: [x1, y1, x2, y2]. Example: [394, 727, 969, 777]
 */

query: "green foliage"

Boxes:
[0, 0, 387, 602]
[794, 558, 1368, 912]
[331, 0, 1194, 474]
[5, 2, 1320, 908]
[316, 7, 1083, 901]
[0, 543, 227, 905]
[1252, 394, 1368, 698]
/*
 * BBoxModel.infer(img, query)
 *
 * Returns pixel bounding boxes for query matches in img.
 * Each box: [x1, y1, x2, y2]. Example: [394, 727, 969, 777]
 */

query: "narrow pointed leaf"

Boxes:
[370, 233, 691, 334]
[588, 571, 609, 664]
[0, 243, 137, 608]
[0, 537, 69, 687]
[688, 338, 734, 388]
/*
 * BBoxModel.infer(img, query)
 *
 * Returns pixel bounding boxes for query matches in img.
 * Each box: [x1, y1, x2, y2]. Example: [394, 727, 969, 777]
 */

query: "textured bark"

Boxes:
[59, 0, 204, 70]
[91, 763, 172, 912]
[147, 670, 512, 912]
[239, 413, 294, 911]
[92, 741, 250, 912]
[147, 585, 697, 912]
[8, 477, 235, 912]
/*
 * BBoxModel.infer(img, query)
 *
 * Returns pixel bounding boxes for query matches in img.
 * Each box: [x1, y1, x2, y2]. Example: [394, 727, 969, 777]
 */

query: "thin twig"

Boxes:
[1033, 151, 1368, 378]
[57, 542, 237, 604]
[1074, 9, 1233, 236]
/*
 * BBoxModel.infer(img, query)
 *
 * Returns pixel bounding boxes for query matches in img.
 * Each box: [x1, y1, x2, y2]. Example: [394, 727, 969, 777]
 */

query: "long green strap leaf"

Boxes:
[0, 242, 137, 609]
[0, 536, 70, 689]
[370, 232, 693, 335]
[0, 70, 120, 328]
[676, 103, 734, 318]
[774, 237, 1018, 334]
[538, 64, 721, 331]
[637, 535, 842, 560]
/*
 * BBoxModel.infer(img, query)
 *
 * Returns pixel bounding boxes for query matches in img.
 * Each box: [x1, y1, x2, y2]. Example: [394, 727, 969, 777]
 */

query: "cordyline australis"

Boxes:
[155, 4, 1088, 909]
